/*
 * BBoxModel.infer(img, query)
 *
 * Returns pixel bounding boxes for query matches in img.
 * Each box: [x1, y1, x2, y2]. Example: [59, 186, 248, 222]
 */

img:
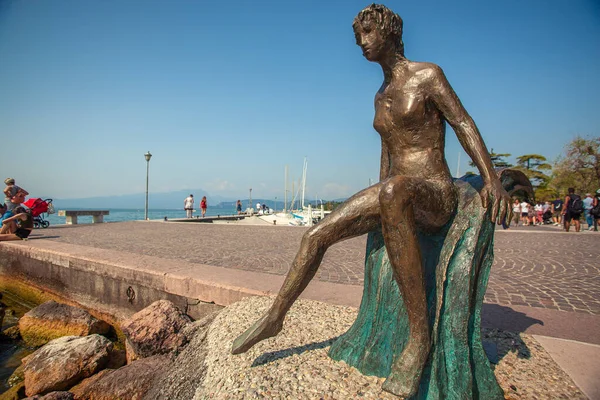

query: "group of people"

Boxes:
[510, 188, 600, 232]
[183, 194, 208, 218]
[256, 202, 271, 215]
[0, 178, 33, 241]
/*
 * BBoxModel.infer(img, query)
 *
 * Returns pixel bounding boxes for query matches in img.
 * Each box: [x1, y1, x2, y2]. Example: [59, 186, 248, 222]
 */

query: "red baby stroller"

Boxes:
[23, 198, 55, 228]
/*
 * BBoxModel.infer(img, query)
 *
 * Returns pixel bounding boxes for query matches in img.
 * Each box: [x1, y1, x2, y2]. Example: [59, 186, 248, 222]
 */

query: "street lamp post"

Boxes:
[274, 196, 277, 213]
[144, 151, 152, 220]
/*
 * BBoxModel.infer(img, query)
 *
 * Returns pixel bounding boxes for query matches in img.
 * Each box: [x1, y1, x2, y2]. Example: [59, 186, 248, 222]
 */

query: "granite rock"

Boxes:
[23, 335, 112, 396]
[19, 301, 110, 347]
[120, 300, 191, 363]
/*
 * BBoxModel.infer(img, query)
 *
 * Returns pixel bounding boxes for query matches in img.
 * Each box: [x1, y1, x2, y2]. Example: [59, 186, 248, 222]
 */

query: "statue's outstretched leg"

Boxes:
[378, 177, 456, 398]
[232, 186, 381, 354]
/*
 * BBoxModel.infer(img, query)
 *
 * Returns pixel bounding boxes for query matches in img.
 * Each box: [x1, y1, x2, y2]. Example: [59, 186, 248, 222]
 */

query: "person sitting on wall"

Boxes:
[0, 207, 33, 241]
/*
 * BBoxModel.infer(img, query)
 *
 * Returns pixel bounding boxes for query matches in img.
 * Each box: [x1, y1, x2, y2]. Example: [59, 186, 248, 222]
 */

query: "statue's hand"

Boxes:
[480, 179, 512, 225]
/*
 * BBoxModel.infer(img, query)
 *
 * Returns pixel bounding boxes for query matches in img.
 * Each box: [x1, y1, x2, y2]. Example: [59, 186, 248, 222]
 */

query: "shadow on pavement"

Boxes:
[481, 303, 544, 365]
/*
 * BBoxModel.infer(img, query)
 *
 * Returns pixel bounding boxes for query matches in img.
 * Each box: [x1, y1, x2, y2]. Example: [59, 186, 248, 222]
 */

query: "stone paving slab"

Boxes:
[533, 335, 600, 400]
[28, 221, 600, 315]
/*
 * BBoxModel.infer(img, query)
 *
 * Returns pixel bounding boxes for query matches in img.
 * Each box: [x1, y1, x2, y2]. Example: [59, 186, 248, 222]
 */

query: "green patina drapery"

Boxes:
[329, 175, 507, 400]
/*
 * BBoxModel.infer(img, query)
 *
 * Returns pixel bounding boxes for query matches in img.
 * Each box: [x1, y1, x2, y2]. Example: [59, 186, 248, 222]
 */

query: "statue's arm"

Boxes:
[428, 64, 510, 223]
[427, 65, 496, 184]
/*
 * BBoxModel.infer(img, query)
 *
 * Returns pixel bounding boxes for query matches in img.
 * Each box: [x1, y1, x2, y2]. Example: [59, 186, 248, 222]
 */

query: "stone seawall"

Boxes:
[0, 242, 231, 321]
[0, 240, 361, 323]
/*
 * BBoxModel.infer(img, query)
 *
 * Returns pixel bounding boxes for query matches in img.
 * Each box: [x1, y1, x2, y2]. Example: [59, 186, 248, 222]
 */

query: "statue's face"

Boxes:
[353, 18, 388, 62]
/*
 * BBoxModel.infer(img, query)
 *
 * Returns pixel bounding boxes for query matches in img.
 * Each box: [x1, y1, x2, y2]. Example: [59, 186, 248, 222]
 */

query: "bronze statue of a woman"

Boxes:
[232, 4, 511, 397]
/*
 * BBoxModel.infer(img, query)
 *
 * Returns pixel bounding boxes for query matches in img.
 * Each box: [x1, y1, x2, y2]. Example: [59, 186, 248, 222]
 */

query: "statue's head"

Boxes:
[353, 4, 404, 61]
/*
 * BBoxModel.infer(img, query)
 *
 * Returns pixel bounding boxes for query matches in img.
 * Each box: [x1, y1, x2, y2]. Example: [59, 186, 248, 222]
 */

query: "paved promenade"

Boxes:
[34, 221, 600, 315]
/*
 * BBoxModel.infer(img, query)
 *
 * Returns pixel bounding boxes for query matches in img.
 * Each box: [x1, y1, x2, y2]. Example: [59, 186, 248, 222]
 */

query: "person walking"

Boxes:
[184, 194, 194, 218]
[519, 199, 530, 226]
[583, 193, 594, 231]
[511, 199, 521, 227]
[236, 200, 243, 215]
[534, 202, 543, 225]
[552, 196, 563, 226]
[592, 189, 600, 232]
[200, 196, 207, 217]
[562, 188, 583, 232]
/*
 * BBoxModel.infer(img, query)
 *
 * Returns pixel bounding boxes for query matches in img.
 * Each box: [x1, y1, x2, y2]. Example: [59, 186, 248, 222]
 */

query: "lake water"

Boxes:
[42, 207, 239, 226]
[0, 292, 36, 393]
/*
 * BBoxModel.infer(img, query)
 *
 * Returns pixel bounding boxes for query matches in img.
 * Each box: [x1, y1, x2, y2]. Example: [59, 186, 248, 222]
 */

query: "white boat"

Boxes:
[279, 158, 331, 226]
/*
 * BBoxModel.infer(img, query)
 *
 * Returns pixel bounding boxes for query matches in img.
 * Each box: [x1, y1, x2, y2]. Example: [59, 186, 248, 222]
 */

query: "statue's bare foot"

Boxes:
[231, 314, 283, 354]
[382, 339, 430, 398]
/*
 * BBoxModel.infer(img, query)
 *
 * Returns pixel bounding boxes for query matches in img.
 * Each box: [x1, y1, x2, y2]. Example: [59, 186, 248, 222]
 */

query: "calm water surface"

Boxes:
[42, 207, 238, 226]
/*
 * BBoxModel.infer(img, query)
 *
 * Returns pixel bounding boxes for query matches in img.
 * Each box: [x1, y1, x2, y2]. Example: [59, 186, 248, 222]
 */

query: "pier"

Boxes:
[167, 214, 247, 223]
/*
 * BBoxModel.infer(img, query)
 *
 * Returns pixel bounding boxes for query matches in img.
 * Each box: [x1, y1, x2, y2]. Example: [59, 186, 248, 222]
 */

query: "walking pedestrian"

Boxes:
[511, 199, 521, 227]
[236, 200, 243, 215]
[583, 193, 594, 231]
[592, 189, 600, 232]
[519, 200, 530, 226]
[527, 203, 536, 226]
[184, 194, 194, 218]
[562, 188, 583, 232]
[200, 196, 207, 217]
[552, 196, 563, 226]
[534, 202, 543, 225]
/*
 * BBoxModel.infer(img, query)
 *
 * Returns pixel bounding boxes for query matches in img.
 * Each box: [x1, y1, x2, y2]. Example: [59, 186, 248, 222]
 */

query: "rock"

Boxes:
[68, 369, 114, 399]
[120, 300, 191, 362]
[0, 325, 21, 342]
[0, 301, 5, 328]
[23, 335, 113, 397]
[24, 391, 74, 400]
[0, 381, 25, 400]
[68, 355, 170, 400]
[7, 363, 25, 388]
[105, 349, 126, 370]
[19, 301, 111, 347]
[144, 312, 219, 400]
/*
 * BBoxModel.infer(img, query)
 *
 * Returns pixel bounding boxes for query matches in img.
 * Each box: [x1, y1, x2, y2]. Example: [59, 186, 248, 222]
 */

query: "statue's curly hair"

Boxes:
[353, 4, 404, 56]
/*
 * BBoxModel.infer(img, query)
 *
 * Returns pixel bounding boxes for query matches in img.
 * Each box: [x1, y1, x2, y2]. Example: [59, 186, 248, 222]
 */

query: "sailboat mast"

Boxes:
[301, 157, 307, 209]
[284, 165, 288, 213]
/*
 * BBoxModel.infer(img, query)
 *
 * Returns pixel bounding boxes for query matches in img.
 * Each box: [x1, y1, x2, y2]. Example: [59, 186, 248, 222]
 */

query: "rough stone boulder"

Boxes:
[24, 391, 74, 400]
[68, 355, 170, 400]
[120, 300, 191, 362]
[143, 312, 219, 400]
[23, 335, 113, 397]
[1, 325, 21, 342]
[19, 301, 111, 347]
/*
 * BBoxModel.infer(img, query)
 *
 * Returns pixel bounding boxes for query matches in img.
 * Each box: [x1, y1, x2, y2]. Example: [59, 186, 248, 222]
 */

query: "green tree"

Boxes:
[514, 154, 552, 189]
[552, 136, 600, 194]
[468, 148, 513, 169]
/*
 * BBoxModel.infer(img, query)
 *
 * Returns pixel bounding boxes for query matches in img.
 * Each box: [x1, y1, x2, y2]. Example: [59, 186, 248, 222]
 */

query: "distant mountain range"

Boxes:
[50, 189, 231, 210]
[48, 190, 346, 210]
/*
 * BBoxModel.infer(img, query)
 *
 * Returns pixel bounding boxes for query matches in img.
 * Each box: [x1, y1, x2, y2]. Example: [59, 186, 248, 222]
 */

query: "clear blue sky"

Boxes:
[1, 0, 598, 201]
